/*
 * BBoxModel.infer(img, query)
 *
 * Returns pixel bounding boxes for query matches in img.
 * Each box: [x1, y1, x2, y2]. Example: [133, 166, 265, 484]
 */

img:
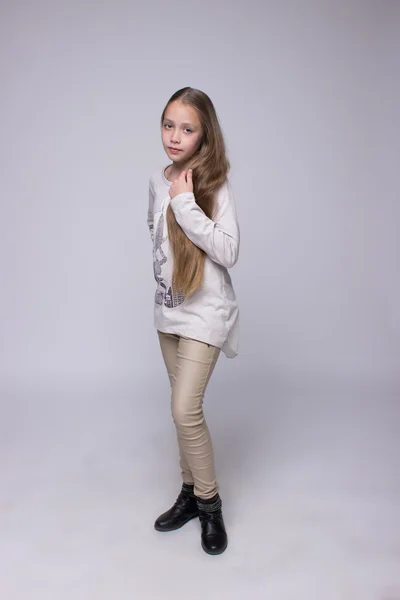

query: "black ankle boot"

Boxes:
[197, 493, 228, 555]
[154, 483, 199, 532]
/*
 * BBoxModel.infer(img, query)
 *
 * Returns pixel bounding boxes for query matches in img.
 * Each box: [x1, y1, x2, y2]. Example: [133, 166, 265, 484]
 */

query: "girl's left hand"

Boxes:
[169, 169, 193, 199]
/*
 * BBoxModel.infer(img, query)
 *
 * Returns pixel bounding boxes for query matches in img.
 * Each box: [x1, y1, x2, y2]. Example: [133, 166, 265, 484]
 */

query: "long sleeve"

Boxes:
[147, 177, 155, 242]
[169, 180, 240, 269]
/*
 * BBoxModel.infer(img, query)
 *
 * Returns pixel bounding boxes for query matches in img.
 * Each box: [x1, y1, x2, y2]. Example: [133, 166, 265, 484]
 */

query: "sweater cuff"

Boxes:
[169, 192, 195, 211]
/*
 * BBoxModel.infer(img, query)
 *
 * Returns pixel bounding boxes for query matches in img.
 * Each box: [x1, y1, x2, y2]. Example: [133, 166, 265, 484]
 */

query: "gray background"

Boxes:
[1, 1, 399, 599]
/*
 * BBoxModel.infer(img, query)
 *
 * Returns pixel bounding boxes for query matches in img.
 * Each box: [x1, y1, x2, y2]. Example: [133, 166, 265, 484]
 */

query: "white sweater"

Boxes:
[147, 165, 240, 358]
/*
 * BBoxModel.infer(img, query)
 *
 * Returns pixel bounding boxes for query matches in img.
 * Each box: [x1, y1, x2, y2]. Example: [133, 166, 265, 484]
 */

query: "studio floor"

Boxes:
[1, 380, 399, 600]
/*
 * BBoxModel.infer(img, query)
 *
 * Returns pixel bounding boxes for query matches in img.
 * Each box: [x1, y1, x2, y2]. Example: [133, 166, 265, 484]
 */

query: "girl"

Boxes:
[147, 87, 240, 555]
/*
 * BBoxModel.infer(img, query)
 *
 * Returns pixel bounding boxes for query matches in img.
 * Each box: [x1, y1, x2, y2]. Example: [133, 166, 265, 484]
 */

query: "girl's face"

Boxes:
[161, 100, 203, 165]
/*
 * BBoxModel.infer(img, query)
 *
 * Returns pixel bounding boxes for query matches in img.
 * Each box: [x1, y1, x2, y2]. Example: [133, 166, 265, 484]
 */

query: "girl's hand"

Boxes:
[169, 169, 193, 199]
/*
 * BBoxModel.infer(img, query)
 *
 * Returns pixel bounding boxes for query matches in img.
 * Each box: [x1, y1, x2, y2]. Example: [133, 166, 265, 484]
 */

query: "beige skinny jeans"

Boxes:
[157, 330, 221, 500]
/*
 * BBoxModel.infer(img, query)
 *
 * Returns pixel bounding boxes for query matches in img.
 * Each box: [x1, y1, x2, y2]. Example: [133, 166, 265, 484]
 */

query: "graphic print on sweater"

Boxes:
[153, 210, 185, 308]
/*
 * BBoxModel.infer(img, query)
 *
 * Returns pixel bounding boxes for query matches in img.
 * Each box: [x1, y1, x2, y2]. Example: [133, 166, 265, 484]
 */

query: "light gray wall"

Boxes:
[0, 0, 398, 392]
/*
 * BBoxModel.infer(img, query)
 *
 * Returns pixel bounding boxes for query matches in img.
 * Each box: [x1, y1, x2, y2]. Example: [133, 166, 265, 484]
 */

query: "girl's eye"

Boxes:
[164, 123, 192, 133]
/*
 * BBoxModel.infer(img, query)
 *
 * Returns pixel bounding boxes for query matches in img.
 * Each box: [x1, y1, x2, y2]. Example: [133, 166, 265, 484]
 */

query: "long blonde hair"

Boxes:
[161, 87, 230, 298]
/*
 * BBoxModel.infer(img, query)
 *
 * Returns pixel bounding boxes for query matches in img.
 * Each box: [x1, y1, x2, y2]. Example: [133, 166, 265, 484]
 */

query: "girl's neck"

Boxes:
[166, 162, 190, 180]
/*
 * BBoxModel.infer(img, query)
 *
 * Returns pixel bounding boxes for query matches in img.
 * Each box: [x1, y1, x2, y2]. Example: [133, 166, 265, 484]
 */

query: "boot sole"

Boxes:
[154, 512, 199, 532]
